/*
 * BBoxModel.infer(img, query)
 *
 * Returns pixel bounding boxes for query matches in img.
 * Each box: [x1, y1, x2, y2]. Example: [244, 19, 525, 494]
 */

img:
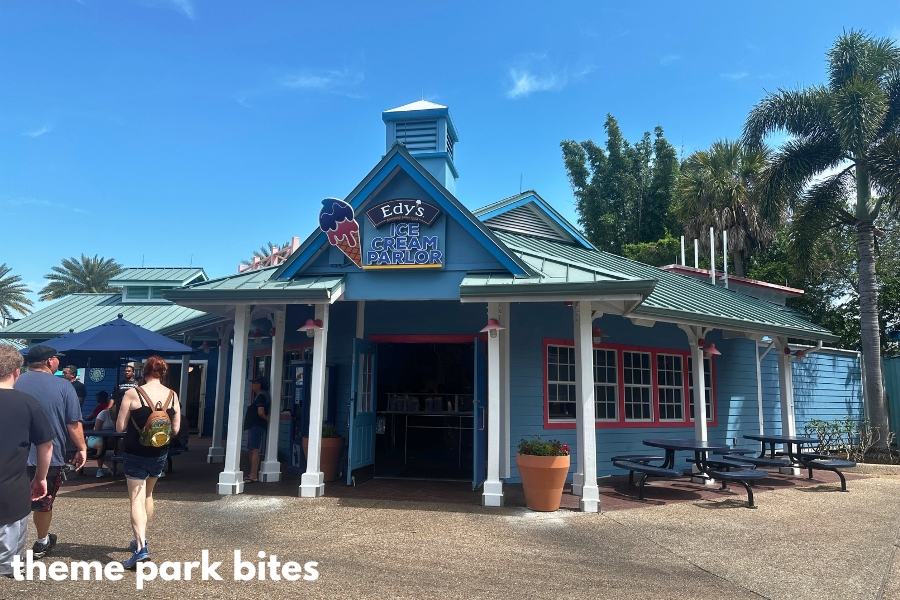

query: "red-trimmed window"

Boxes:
[656, 354, 685, 421]
[544, 339, 716, 428]
[547, 345, 577, 419]
[593, 348, 618, 421]
[622, 351, 653, 421]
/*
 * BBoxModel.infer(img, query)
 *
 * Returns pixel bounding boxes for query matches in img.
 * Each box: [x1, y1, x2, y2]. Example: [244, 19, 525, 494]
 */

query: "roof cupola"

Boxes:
[382, 100, 459, 194]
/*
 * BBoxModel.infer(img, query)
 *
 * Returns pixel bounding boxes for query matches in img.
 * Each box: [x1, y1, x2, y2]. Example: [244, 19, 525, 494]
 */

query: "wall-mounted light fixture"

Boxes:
[592, 327, 609, 344]
[480, 318, 505, 338]
[298, 319, 323, 338]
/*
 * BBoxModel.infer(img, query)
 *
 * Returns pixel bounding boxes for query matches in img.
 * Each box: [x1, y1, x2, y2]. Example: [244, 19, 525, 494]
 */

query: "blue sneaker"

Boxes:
[128, 539, 137, 552]
[123, 543, 149, 569]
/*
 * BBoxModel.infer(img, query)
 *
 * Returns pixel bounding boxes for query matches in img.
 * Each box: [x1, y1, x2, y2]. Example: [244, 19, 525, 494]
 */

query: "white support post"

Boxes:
[572, 303, 584, 496]
[217, 305, 252, 495]
[300, 303, 329, 498]
[260, 308, 285, 482]
[499, 302, 511, 479]
[178, 335, 192, 446]
[207, 322, 233, 463]
[709, 227, 716, 285]
[723, 230, 729, 289]
[679, 324, 715, 485]
[775, 337, 796, 436]
[356, 301, 365, 339]
[756, 340, 775, 435]
[680, 235, 686, 266]
[483, 302, 504, 506]
[694, 239, 699, 269]
[574, 302, 599, 512]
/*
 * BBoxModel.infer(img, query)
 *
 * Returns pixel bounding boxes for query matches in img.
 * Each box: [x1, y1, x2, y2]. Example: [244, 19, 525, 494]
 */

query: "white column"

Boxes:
[207, 322, 233, 463]
[178, 335, 192, 446]
[260, 308, 285, 482]
[756, 340, 774, 435]
[571, 304, 585, 495]
[300, 303, 329, 498]
[483, 302, 504, 507]
[499, 302, 511, 479]
[692, 342, 709, 442]
[574, 301, 599, 512]
[776, 337, 796, 436]
[217, 305, 252, 495]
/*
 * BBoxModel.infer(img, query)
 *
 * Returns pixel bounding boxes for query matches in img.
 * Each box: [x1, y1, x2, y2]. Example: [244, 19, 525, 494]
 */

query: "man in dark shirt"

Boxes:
[113, 364, 138, 403]
[14, 344, 85, 560]
[62, 365, 87, 408]
[0, 346, 53, 577]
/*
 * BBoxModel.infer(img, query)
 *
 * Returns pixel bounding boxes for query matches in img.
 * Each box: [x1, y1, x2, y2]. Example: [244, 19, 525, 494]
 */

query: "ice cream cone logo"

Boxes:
[319, 198, 362, 268]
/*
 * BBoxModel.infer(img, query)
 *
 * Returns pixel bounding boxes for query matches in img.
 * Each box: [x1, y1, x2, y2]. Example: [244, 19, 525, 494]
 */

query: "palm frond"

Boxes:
[829, 78, 888, 156]
[788, 170, 855, 274]
[0, 263, 34, 319]
[743, 86, 833, 147]
[39, 254, 123, 300]
[868, 133, 900, 197]
[758, 134, 845, 219]
[828, 30, 900, 89]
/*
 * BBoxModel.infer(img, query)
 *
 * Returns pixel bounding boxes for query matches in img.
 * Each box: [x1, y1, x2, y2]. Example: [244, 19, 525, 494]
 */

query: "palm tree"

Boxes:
[240, 241, 292, 268]
[743, 30, 900, 442]
[676, 140, 777, 276]
[0, 264, 33, 326]
[39, 254, 124, 300]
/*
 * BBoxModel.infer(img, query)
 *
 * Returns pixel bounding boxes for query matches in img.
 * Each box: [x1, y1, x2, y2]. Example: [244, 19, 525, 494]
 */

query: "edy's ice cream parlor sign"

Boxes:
[318, 197, 444, 270]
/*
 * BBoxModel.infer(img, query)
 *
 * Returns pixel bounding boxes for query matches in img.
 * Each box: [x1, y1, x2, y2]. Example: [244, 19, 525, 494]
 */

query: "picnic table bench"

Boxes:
[743, 434, 856, 491]
[611, 458, 684, 499]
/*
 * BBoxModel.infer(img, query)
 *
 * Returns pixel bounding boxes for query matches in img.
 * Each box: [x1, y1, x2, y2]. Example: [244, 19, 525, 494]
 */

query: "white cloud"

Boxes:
[721, 72, 748, 80]
[504, 53, 592, 99]
[278, 68, 365, 97]
[138, 0, 195, 20]
[2, 195, 85, 213]
[506, 70, 561, 98]
[22, 124, 53, 138]
[660, 54, 682, 66]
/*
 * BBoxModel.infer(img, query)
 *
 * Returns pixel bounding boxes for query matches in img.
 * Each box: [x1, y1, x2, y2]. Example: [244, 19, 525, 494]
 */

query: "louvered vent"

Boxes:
[484, 204, 570, 242]
[395, 120, 437, 152]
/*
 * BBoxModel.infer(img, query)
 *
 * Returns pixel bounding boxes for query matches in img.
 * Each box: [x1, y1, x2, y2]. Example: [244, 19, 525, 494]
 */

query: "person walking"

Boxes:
[13, 344, 86, 559]
[113, 364, 138, 404]
[61, 366, 86, 408]
[0, 346, 53, 578]
[243, 376, 270, 484]
[116, 355, 179, 569]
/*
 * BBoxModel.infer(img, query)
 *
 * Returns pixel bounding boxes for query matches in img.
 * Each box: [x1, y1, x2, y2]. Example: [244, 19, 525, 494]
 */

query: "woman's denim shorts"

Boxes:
[123, 453, 168, 480]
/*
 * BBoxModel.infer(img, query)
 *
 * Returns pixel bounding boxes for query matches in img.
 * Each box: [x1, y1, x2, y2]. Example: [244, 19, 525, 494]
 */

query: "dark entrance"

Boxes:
[374, 342, 475, 480]
[167, 363, 204, 433]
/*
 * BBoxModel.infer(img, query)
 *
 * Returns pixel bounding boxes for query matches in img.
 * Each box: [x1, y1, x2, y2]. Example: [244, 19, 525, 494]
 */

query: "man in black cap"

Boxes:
[243, 376, 270, 484]
[13, 344, 86, 559]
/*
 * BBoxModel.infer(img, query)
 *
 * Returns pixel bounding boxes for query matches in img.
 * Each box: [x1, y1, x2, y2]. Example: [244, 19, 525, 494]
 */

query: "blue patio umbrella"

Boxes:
[23, 315, 193, 366]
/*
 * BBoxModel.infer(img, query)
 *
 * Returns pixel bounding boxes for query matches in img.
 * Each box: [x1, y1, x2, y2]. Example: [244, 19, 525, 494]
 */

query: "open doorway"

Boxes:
[166, 362, 205, 434]
[373, 342, 475, 480]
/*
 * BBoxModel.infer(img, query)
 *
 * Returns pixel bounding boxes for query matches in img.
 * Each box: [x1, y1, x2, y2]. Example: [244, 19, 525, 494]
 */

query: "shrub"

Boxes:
[517, 437, 570, 457]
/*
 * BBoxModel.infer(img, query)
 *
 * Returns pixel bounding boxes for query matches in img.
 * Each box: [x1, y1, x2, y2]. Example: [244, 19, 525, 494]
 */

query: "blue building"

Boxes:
[158, 100, 862, 511]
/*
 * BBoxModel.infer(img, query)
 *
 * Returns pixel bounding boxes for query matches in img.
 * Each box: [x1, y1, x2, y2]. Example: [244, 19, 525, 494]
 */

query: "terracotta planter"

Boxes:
[516, 452, 570, 511]
[302, 436, 345, 483]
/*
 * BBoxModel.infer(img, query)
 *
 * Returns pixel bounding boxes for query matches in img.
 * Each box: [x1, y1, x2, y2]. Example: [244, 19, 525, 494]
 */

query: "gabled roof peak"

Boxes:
[474, 191, 593, 250]
[384, 100, 448, 113]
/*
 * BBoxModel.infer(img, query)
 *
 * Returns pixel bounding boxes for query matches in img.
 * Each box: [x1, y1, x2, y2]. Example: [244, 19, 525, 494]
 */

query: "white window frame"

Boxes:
[622, 350, 653, 422]
[656, 353, 685, 422]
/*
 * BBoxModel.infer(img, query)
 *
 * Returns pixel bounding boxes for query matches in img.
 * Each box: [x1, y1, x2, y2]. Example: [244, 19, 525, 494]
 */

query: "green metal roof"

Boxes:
[0, 294, 220, 340]
[164, 267, 344, 303]
[493, 231, 838, 342]
[109, 267, 207, 286]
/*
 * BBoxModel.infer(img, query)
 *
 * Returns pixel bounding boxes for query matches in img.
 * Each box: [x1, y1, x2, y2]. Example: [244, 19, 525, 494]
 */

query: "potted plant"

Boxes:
[516, 437, 571, 511]
[302, 424, 345, 482]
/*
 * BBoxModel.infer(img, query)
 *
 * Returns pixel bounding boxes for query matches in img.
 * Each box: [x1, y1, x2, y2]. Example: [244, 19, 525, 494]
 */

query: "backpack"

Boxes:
[132, 386, 174, 448]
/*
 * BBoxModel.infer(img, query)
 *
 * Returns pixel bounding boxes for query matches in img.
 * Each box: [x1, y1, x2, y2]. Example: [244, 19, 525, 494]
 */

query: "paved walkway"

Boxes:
[2, 438, 898, 599]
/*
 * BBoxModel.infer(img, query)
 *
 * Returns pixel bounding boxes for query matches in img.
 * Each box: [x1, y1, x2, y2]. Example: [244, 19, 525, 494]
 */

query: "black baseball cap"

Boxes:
[251, 375, 268, 387]
[26, 344, 64, 363]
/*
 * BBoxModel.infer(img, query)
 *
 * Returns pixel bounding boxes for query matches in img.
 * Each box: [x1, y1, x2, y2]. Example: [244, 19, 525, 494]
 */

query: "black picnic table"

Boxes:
[642, 438, 731, 472]
[742, 433, 855, 491]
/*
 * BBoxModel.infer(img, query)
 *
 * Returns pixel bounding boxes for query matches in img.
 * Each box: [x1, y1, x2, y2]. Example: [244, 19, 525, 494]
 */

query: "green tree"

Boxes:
[743, 30, 900, 439]
[0, 263, 33, 326]
[39, 254, 123, 300]
[676, 140, 777, 276]
[622, 235, 681, 267]
[561, 115, 679, 253]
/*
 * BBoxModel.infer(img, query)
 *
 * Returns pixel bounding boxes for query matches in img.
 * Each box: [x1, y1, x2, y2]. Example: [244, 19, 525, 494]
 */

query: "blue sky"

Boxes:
[2, 1, 898, 313]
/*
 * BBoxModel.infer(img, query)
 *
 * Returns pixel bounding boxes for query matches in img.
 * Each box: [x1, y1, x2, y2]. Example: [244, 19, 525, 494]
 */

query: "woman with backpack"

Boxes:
[116, 355, 180, 569]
